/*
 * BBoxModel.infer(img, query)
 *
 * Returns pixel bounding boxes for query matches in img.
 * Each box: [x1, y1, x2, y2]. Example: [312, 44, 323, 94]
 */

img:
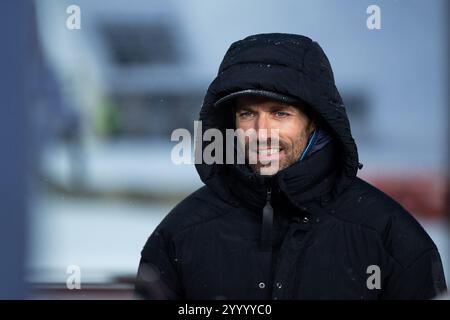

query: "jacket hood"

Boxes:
[195, 33, 360, 208]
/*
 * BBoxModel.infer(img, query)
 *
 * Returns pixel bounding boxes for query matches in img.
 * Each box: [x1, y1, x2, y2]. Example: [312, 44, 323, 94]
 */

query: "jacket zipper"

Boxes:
[260, 178, 273, 251]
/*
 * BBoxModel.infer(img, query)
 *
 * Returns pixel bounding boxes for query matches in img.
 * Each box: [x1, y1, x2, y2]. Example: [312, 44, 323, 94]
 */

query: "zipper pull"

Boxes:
[266, 184, 272, 203]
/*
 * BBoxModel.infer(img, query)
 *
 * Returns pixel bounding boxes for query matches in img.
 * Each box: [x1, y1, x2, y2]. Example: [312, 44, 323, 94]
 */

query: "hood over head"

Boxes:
[195, 33, 360, 209]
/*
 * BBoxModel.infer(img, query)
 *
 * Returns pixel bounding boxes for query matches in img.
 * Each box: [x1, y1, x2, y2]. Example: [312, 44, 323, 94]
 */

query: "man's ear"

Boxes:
[308, 119, 317, 135]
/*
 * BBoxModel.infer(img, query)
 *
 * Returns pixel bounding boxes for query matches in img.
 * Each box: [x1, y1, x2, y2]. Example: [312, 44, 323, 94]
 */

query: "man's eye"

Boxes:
[238, 111, 253, 118]
[275, 111, 289, 117]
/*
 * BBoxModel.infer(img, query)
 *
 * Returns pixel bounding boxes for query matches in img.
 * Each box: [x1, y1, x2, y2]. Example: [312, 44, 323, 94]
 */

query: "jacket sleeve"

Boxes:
[381, 247, 447, 299]
[134, 227, 184, 300]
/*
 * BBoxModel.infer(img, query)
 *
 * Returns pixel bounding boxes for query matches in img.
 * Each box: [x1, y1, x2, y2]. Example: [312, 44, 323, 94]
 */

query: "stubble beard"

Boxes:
[248, 131, 309, 175]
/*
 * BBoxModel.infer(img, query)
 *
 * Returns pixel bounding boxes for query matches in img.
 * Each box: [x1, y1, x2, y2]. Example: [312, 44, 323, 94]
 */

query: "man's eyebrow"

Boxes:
[235, 104, 254, 111]
[270, 103, 296, 111]
[235, 102, 297, 111]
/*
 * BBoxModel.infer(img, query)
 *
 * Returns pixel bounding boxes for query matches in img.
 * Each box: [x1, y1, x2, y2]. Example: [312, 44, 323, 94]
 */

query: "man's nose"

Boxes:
[255, 113, 273, 137]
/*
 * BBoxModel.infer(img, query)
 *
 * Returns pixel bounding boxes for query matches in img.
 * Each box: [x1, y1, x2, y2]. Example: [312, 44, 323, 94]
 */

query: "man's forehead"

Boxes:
[235, 96, 295, 109]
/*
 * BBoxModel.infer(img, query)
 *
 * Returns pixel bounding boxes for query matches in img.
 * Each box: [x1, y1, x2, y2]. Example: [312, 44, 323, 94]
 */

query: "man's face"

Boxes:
[234, 96, 315, 175]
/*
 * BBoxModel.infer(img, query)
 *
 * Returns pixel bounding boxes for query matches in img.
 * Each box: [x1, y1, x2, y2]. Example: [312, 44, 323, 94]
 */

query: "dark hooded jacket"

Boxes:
[136, 33, 447, 300]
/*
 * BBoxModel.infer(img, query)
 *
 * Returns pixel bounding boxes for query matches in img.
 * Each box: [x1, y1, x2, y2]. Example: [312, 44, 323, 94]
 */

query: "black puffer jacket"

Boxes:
[136, 33, 447, 299]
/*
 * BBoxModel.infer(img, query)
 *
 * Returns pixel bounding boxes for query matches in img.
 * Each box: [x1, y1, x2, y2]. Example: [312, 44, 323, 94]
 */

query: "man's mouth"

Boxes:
[249, 147, 285, 163]
[256, 148, 281, 156]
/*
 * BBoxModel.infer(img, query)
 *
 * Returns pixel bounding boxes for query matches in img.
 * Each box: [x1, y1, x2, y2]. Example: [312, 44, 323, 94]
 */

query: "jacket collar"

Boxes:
[223, 140, 341, 211]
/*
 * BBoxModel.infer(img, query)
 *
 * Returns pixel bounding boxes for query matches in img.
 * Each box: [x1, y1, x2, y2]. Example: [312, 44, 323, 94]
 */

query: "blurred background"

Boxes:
[0, 0, 448, 299]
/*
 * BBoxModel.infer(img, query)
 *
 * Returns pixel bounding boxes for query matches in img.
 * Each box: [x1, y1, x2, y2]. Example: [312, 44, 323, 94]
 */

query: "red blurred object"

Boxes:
[363, 173, 448, 220]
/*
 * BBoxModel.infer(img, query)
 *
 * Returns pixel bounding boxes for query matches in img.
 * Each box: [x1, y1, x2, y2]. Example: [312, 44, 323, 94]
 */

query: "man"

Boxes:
[135, 33, 447, 299]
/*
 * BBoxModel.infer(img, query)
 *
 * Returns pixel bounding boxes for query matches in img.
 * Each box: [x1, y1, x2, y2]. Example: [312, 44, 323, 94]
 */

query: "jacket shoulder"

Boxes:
[332, 177, 437, 268]
[153, 185, 232, 238]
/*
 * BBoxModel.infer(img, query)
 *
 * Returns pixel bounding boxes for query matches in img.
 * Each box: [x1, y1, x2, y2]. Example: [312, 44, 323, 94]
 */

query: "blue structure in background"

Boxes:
[0, 0, 30, 299]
